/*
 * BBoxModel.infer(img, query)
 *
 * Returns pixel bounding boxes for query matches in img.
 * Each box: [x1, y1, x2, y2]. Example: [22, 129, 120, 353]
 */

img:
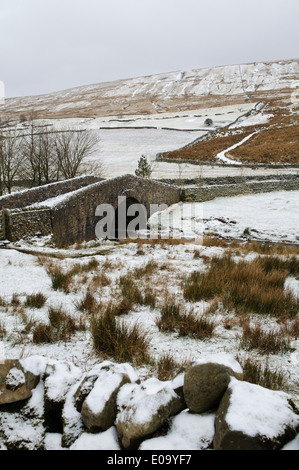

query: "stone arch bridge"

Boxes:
[0, 175, 181, 247]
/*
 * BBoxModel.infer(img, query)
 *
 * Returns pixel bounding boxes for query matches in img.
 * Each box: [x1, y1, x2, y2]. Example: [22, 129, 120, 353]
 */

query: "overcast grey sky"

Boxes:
[1, 0, 299, 98]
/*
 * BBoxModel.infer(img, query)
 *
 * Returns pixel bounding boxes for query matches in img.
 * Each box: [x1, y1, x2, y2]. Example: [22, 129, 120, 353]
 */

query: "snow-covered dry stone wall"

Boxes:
[0, 356, 298, 451]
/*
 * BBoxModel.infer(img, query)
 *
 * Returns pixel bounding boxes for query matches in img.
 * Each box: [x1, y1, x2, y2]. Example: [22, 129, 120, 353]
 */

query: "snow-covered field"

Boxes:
[149, 191, 299, 244]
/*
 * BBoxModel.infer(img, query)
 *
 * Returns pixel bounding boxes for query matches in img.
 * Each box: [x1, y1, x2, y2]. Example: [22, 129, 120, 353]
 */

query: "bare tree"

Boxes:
[21, 123, 59, 187]
[0, 129, 24, 194]
[54, 129, 100, 179]
[0, 124, 103, 193]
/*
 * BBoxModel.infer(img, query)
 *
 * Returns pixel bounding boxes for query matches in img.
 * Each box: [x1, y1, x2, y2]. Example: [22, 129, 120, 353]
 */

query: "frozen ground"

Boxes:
[149, 191, 299, 244]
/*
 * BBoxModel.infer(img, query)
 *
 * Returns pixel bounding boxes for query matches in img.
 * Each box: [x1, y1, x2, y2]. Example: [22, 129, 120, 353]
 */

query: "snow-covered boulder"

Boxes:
[0, 359, 40, 405]
[115, 377, 186, 449]
[44, 361, 82, 412]
[214, 377, 299, 450]
[80, 362, 138, 432]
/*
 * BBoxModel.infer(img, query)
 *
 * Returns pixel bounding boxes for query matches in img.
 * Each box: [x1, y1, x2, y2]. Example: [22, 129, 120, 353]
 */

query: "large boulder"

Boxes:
[115, 377, 186, 449]
[79, 361, 138, 433]
[183, 362, 241, 414]
[0, 359, 39, 405]
[214, 377, 299, 450]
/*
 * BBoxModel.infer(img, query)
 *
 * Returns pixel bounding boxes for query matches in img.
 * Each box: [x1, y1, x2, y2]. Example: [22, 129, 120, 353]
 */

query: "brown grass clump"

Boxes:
[25, 292, 47, 309]
[119, 274, 144, 304]
[183, 254, 299, 318]
[90, 305, 151, 365]
[240, 317, 291, 354]
[46, 264, 73, 293]
[238, 355, 287, 390]
[32, 306, 86, 344]
[156, 295, 216, 339]
[155, 353, 188, 381]
[133, 259, 159, 278]
[75, 290, 99, 315]
[0, 320, 6, 338]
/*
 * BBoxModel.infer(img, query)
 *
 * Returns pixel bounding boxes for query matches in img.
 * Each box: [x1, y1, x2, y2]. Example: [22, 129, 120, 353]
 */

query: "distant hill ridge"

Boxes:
[1, 58, 298, 120]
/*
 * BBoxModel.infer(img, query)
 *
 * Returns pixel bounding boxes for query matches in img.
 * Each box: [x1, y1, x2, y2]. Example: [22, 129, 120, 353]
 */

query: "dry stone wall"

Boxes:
[182, 177, 299, 202]
[1, 173, 298, 245]
[4, 209, 53, 241]
[0, 175, 102, 211]
[0, 357, 298, 450]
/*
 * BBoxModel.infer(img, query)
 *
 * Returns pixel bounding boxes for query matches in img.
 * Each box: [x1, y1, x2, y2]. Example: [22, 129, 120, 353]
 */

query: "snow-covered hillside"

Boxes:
[1, 59, 298, 119]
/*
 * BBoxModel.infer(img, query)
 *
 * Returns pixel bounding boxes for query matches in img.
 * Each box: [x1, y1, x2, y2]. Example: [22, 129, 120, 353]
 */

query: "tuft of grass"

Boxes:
[183, 254, 299, 318]
[156, 297, 182, 332]
[285, 317, 299, 339]
[155, 353, 188, 381]
[119, 274, 143, 305]
[105, 298, 134, 317]
[32, 306, 86, 344]
[240, 317, 291, 355]
[25, 292, 47, 309]
[75, 290, 99, 315]
[0, 297, 8, 308]
[142, 287, 157, 309]
[238, 355, 287, 391]
[0, 320, 6, 338]
[156, 295, 216, 339]
[90, 305, 151, 365]
[46, 265, 73, 293]
[177, 309, 216, 339]
[133, 260, 159, 278]
[89, 272, 111, 288]
[10, 293, 21, 307]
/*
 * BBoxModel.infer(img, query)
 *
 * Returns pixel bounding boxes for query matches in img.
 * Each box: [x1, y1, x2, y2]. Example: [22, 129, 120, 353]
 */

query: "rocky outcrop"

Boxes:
[0, 356, 298, 451]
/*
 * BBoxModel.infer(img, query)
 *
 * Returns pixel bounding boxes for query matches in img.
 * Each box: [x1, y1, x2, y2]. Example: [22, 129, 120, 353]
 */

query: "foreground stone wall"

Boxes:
[0, 357, 298, 450]
[51, 175, 181, 247]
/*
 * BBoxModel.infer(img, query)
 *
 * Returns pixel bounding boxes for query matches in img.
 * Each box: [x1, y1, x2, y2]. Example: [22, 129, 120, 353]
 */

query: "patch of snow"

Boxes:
[230, 113, 274, 128]
[193, 352, 243, 375]
[140, 410, 215, 450]
[284, 277, 299, 300]
[45, 362, 82, 404]
[5, 367, 26, 389]
[70, 426, 120, 450]
[44, 433, 63, 450]
[282, 434, 299, 450]
[147, 191, 299, 243]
